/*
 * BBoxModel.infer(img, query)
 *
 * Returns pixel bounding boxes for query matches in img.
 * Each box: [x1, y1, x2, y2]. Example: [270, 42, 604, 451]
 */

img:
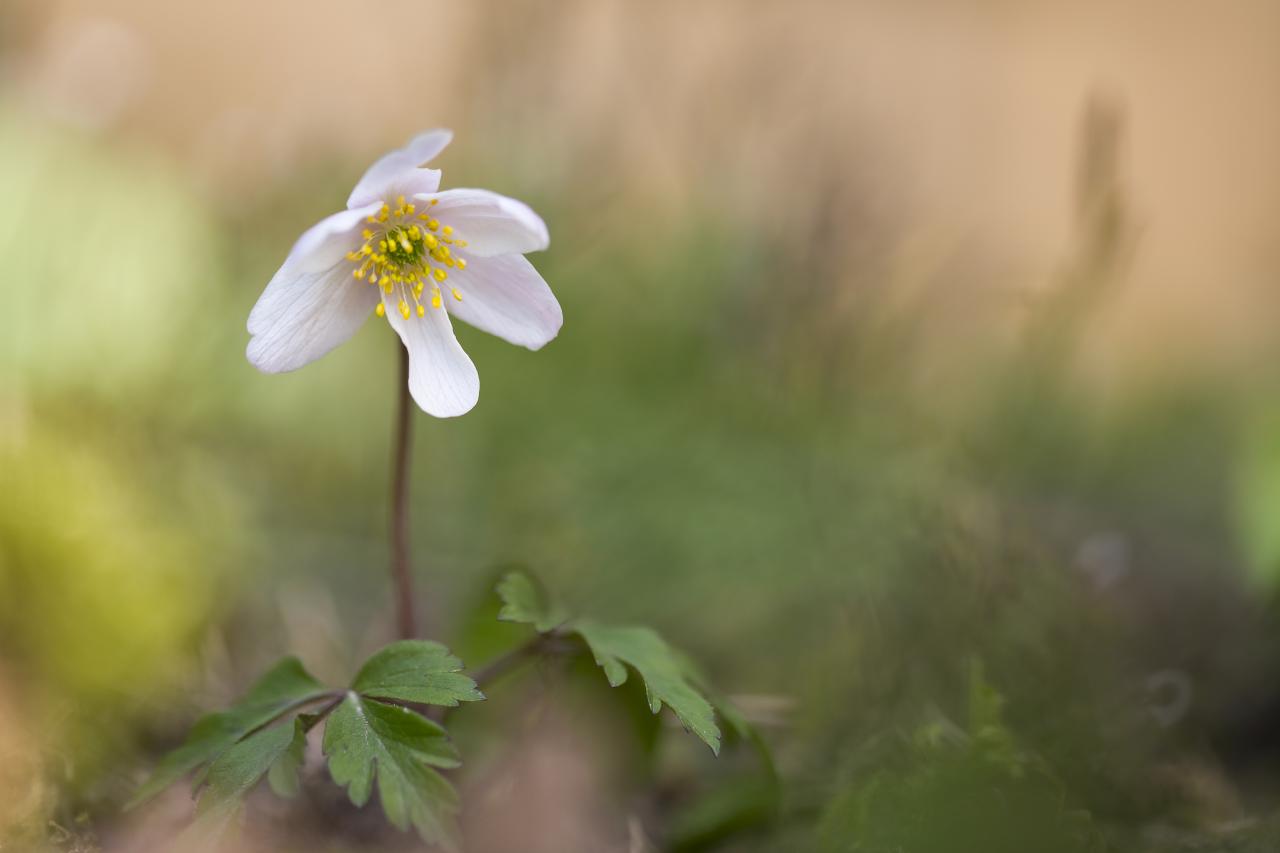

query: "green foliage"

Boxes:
[324, 693, 461, 847]
[497, 570, 724, 754]
[131, 642, 480, 846]
[128, 657, 327, 809]
[351, 640, 485, 707]
[575, 621, 722, 755]
[817, 663, 1103, 853]
[495, 571, 567, 632]
[195, 718, 307, 826]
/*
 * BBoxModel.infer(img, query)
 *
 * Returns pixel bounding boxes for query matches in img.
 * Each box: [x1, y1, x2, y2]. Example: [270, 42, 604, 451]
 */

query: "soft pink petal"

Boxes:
[247, 261, 379, 373]
[446, 254, 561, 350]
[347, 129, 451, 209]
[413, 189, 549, 257]
[381, 292, 479, 417]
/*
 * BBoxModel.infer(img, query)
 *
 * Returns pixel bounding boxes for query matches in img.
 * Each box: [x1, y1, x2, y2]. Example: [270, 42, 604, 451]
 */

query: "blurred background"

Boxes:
[2, 0, 1280, 850]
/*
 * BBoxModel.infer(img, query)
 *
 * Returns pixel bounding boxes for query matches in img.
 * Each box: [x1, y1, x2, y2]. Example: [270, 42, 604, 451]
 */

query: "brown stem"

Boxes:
[390, 342, 417, 639]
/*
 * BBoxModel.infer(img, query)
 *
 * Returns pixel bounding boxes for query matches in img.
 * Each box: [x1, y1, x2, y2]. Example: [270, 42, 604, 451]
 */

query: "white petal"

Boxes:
[446, 254, 562, 350]
[286, 202, 381, 274]
[413, 189, 549, 257]
[382, 293, 479, 417]
[247, 261, 379, 373]
[347, 129, 452, 209]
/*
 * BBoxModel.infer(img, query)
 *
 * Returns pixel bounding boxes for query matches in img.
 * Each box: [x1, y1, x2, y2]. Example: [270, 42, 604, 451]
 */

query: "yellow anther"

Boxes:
[346, 251, 361, 262]
[406, 204, 415, 215]
[451, 288, 462, 301]
[431, 292, 442, 309]
[361, 244, 373, 255]
[416, 304, 425, 317]
[399, 300, 410, 319]
[409, 226, 420, 239]
[433, 267, 447, 282]
[418, 212, 430, 221]
[442, 225, 453, 236]
[362, 229, 373, 240]
[379, 240, 388, 251]
[352, 269, 363, 279]
[426, 219, 439, 231]
[397, 195, 406, 207]
[424, 234, 438, 249]
[456, 258, 467, 270]
[430, 198, 438, 206]
[375, 302, 385, 317]
[383, 281, 393, 293]
[446, 258, 455, 267]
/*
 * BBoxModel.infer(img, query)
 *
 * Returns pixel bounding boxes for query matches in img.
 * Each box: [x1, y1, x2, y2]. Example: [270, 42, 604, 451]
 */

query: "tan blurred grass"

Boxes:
[4, 0, 1278, 377]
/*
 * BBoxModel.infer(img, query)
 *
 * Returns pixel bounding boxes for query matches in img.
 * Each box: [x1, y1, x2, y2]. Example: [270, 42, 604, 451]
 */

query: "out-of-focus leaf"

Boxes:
[323, 691, 461, 847]
[195, 719, 306, 823]
[496, 571, 567, 632]
[818, 666, 1103, 853]
[668, 775, 780, 852]
[350, 640, 485, 707]
[128, 658, 327, 808]
[266, 718, 309, 799]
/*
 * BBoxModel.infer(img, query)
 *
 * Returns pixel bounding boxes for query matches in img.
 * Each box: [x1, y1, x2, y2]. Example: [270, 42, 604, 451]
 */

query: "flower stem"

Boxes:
[390, 342, 417, 639]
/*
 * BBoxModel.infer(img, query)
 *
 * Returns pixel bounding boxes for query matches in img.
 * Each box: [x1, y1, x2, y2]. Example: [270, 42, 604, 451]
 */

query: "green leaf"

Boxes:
[351, 640, 484, 707]
[323, 691, 461, 846]
[171, 717, 311, 850]
[493, 571, 728, 755]
[496, 571, 567, 632]
[195, 718, 307, 822]
[267, 717, 309, 799]
[574, 620, 722, 755]
[128, 657, 327, 809]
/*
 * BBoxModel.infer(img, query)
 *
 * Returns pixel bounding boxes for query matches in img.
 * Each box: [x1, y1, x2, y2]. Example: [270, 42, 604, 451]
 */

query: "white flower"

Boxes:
[246, 129, 562, 417]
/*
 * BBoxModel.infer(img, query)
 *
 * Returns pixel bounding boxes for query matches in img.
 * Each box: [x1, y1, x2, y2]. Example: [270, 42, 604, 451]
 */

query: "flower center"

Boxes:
[345, 196, 469, 320]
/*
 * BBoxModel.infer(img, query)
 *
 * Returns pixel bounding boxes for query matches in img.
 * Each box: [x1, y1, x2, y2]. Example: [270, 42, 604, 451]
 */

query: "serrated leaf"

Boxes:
[574, 620, 722, 755]
[195, 718, 306, 821]
[267, 718, 308, 798]
[173, 717, 310, 851]
[128, 657, 327, 809]
[496, 571, 567, 632]
[324, 691, 461, 846]
[351, 640, 484, 707]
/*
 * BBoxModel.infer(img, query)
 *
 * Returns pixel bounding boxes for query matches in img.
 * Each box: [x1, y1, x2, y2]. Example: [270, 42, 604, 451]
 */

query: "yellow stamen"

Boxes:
[347, 208, 471, 323]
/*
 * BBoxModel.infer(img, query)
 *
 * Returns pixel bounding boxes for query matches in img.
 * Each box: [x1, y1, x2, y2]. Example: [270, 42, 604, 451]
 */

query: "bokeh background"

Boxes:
[3, 0, 1280, 850]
